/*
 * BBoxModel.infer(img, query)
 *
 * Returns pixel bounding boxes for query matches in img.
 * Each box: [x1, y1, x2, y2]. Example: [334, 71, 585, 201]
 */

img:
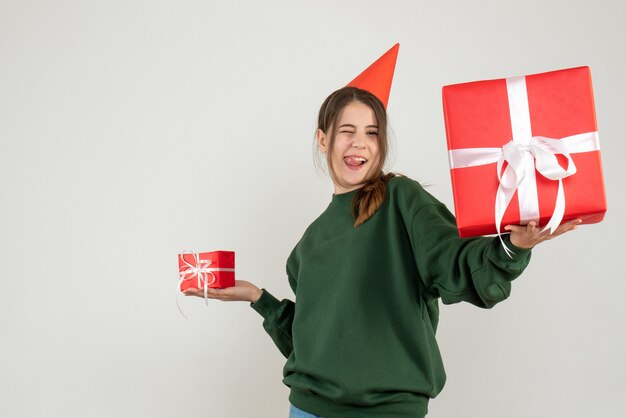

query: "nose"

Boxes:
[351, 135, 366, 148]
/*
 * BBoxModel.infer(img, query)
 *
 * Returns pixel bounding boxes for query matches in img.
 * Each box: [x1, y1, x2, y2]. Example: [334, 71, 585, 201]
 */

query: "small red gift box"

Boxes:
[442, 66, 607, 238]
[178, 251, 235, 291]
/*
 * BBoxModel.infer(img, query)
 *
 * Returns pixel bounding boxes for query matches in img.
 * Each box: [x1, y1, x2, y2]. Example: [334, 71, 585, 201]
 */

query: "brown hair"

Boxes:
[316, 86, 396, 227]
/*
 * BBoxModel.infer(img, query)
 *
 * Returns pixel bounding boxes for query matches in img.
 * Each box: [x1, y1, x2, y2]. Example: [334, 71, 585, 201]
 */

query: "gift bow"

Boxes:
[448, 76, 601, 257]
[176, 250, 235, 319]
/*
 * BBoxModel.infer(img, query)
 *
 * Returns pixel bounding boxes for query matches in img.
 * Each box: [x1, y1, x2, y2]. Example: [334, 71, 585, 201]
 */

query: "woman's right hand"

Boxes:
[182, 280, 262, 303]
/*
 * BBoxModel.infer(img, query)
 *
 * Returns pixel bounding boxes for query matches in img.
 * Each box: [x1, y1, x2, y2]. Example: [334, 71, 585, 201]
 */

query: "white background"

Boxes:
[1, 1, 624, 417]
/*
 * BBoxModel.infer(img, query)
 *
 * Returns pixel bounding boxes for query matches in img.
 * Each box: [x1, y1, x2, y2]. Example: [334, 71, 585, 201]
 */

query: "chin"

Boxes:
[340, 177, 368, 191]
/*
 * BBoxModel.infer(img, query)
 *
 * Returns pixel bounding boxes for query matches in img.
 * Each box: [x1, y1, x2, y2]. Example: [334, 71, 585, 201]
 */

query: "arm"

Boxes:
[410, 203, 531, 308]
[184, 280, 296, 358]
[249, 289, 295, 358]
[410, 202, 580, 308]
[249, 261, 299, 358]
[185, 251, 300, 358]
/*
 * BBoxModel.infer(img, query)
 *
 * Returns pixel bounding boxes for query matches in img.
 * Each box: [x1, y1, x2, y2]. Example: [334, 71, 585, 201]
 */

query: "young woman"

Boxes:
[184, 86, 580, 417]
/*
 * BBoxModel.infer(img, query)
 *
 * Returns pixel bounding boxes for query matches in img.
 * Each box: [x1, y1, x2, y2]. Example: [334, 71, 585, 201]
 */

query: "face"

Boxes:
[317, 100, 380, 194]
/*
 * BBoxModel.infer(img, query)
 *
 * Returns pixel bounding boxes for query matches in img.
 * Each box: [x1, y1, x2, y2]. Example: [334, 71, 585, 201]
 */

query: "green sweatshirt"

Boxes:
[251, 176, 531, 418]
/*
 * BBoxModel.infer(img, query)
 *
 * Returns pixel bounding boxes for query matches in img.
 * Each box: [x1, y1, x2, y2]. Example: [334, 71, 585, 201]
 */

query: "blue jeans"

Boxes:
[289, 403, 425, 417]
[289, 404, 322, 418]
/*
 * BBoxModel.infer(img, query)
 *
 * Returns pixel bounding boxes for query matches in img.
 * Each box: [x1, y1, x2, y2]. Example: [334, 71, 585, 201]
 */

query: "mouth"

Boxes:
[343, 155, 368, 168]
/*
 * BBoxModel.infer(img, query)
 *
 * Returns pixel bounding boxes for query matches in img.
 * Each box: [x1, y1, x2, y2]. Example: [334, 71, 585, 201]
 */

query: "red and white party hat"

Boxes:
[346, 43, 399, 109]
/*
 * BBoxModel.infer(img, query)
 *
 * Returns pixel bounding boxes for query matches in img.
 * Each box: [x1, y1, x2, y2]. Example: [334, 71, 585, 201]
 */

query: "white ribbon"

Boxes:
[448, 76, 601, 257]
[176, 250, 236, 319]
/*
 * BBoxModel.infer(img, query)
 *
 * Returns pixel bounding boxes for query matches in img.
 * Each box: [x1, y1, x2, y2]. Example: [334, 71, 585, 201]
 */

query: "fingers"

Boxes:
[551, 218, 583, 237]
[562, 218, 583, 230]
[182, 286, 249, 302]
[505, 219, 576, 249]
[182, 287, 229, 300]
[504, 220, 541, 234]
[503, 224, 522, 233]
[504, 221, 532, 231]
[182, 288, 203, 298]
[505, 219, 581, 234]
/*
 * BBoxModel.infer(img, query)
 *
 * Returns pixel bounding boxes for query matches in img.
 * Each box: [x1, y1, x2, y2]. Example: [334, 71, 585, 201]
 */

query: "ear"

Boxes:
[316, 129, 328, 153]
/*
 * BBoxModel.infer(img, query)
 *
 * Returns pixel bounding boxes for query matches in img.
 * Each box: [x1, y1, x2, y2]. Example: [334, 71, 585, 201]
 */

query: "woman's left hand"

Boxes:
[504, 218, 583, 249]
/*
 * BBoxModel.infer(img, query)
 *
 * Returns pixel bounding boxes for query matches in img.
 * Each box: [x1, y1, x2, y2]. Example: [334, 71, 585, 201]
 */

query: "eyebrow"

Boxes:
[338, 124, 379, 129]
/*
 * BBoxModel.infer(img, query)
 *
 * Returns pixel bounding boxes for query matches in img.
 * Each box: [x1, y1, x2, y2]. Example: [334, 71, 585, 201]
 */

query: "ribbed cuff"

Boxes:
[501, 234, 532, 260]
[250, 288, 282, 318]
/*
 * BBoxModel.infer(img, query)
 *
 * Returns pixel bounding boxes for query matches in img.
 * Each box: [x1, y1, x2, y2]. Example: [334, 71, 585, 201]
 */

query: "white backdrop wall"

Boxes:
[1, 1, 624, 417]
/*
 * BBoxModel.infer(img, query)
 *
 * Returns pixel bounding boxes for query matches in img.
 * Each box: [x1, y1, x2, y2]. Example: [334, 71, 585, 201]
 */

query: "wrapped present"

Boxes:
[178, 250, 235, 291]
[442, 66, 607, 240]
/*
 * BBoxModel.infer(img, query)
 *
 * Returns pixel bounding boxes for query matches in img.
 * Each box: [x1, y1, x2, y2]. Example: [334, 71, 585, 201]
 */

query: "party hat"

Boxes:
[346, 43, 399, 108]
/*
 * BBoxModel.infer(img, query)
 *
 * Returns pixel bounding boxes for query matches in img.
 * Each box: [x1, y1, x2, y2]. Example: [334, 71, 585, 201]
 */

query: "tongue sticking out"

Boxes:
[344, 156, 366, 167]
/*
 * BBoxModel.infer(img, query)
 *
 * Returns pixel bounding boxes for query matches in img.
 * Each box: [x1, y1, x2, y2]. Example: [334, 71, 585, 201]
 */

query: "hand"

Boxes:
[504, 218, 583, 249]
[182, 280, 262, 303]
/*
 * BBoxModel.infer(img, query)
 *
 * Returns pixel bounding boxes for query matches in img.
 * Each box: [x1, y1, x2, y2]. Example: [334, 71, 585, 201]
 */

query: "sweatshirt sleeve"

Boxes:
[249, 253, 300, 358]
[410, 202, 532, 309]
[250, 288, 295, 358]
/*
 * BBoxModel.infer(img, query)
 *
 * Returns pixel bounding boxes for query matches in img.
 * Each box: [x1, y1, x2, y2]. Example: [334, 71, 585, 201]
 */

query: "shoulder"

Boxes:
[386, 174, 444, 212]
[387, 174, 426, 195]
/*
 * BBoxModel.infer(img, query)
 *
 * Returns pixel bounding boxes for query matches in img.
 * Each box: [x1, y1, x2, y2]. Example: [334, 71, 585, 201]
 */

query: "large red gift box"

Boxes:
[442, 66, 607, 238]
[178, 251, 235, 291]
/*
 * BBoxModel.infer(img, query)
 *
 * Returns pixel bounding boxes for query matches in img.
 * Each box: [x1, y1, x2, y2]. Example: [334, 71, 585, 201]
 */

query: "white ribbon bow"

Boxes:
[176, 250, 235, 319]
[448, 76, 600, 257]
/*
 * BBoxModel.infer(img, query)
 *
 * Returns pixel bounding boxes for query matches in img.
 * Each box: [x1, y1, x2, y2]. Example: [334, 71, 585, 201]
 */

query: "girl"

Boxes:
[184, 82, 580, 418]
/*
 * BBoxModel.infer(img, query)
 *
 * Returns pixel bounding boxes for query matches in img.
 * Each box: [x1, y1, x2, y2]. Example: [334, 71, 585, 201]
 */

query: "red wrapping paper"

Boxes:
[178, 251, 235, 290]
[442, 66, 607, 238]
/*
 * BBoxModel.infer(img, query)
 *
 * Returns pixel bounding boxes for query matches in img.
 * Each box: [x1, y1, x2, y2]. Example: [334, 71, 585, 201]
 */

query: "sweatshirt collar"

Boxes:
[330, 187, 360, 207]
